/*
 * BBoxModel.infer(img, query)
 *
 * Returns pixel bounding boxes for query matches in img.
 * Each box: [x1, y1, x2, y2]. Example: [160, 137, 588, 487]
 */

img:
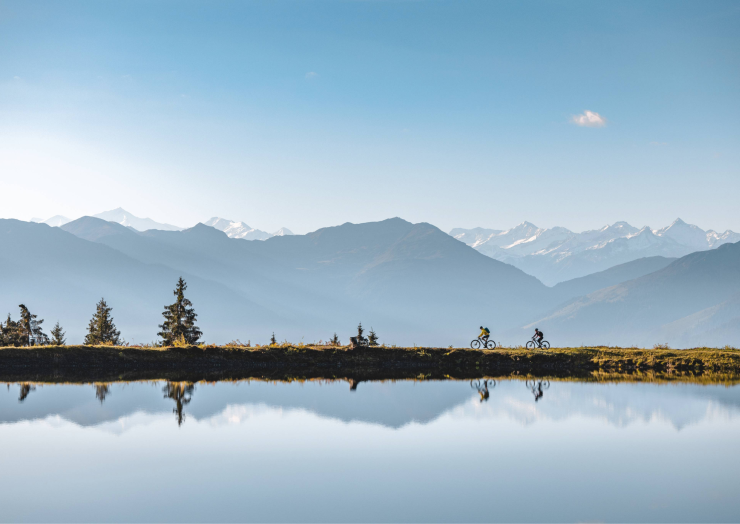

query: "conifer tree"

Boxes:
[330, 333, 340, 346]
[270, 332, 277, 345]
[85, 298, 121, 346]
[50, 322, 66, 346]
[158, 278, 202, 345]
[0, 314, 22, 347]
[18, 304, 48, 346]
[357, 322, 364, 340]
[368, 327, 379, 346]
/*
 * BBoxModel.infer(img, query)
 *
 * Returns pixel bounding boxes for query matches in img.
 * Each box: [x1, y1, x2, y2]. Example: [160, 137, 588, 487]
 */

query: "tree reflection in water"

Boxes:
[94, 383, 111, 404]
[163, 382, 195, 426]
[526, 379, 550, 402]
[18, 383, 35, 402]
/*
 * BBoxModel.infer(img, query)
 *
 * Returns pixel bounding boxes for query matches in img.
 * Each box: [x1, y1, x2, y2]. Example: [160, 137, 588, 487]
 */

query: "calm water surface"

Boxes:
[1, 379, 739, 522]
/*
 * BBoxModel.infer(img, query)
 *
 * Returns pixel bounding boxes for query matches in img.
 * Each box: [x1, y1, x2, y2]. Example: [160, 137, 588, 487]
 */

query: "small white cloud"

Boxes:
[570, 110, 606, 127]
[305, 71, 319, 80]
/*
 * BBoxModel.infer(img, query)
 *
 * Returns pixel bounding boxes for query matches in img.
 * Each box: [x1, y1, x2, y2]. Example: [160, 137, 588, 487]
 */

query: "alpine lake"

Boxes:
[1, 377, 739, 522]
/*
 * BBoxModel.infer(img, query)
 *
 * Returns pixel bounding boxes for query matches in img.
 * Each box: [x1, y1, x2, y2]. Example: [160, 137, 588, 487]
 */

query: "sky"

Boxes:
[1, 0, 739, 234]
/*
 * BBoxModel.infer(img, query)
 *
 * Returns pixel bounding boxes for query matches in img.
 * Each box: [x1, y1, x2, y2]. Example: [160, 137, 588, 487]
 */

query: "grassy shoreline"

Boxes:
[0, 344, 739, 384]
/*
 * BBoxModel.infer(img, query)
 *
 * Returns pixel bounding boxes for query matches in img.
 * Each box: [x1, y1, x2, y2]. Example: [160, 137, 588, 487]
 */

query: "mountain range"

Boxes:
[204, 217, 293, 240]
[451, 219, 740, 285]
[32, 209, 293, 239]
[3, 216, 739, 348]
[522, 241, 740, 347]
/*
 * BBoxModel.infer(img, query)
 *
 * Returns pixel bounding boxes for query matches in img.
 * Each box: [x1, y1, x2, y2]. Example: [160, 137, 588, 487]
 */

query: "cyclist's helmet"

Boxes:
[480, 326, 483, 329]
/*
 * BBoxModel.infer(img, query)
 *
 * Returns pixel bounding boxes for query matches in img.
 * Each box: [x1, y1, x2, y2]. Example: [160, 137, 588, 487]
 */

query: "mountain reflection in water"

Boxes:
[1, 378, 739, 430]
[1, 379, 739, 522]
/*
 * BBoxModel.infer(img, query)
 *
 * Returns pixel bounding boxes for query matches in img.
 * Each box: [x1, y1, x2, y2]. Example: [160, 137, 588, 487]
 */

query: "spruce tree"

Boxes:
[18, 304, 48, 346]
[368, 327, 379, 347]
[158, 278, 202, 345]
[330, 333, 340, 346]
[84, 298, 121, 346]
[50, 322, 66, 346]
[270, 332, 277, 345]
[0, 314, 22, 347]
[357, 322, 364, 340]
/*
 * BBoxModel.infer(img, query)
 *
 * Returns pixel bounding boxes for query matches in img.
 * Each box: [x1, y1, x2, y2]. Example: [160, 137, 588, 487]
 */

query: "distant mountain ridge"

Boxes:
[204, 217, 293, 240]
[451, 219, 740, 285]
[33, 208, 182, 232]
[3, 217, 738, 347]
[32, 215, 71, 227]
[93, 208, 182, 232]
[48, 216, 551, 345]
[522, 241, 740, 347]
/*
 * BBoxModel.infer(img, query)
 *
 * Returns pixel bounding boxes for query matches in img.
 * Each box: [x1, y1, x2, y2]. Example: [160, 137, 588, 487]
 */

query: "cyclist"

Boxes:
[534, 328, 544, 347]
[479, 326, 491, 345]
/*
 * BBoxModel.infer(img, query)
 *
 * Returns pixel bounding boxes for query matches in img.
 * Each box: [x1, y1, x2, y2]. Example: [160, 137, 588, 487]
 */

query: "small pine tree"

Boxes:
[368, 327, 379, 347]
[18, 304, 48, 346]
[270, 332, 277, 345]
[84, 298, 121, 346]
[158, 277, 202, 345]
[0, 313, 23, 347]
[50, 322, 66, 346]
[330, 333, 340, 346]
[357, 322, 364, 339]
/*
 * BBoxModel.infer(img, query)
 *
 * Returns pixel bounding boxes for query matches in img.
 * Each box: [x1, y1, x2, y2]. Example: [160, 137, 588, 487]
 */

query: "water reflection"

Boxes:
[2, 379, 740, 431]
[470, 379, 496, 402]
[163, 382, 195, 426]
[18, 383, 34, 402]
[1, 378, 739, 522]
[526, 379, 550, 402]
[94, 383, 111, 404]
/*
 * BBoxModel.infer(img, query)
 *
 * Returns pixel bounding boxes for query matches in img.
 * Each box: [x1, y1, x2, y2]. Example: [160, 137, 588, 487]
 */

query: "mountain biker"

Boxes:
[479, 326, 490, 345]
[534, 328, 544, 346]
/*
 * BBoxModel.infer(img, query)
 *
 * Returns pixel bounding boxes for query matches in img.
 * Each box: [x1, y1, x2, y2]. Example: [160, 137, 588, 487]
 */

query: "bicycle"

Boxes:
[471, 379, 496, 402]
[526, 379, 550, 401]
[470, 379, 497, 391]
[471, 337, 496, 349]
[526, 336, 550, 349]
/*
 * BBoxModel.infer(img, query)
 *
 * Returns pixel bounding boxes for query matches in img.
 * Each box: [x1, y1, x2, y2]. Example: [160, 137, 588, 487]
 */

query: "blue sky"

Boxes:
[1, 0, 738, 233]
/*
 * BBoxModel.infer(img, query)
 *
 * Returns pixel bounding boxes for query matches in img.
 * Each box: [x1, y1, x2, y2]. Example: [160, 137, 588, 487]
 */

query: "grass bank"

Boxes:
[0, 344, 738, 384]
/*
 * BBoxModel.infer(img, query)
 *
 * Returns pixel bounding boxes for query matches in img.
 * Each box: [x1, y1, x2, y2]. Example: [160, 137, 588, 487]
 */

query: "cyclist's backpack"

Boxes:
[484, 327, 490, 334]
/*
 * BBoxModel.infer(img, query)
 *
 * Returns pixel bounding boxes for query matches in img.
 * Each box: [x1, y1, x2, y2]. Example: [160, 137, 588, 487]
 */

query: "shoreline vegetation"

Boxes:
[1, 344, 739, 384]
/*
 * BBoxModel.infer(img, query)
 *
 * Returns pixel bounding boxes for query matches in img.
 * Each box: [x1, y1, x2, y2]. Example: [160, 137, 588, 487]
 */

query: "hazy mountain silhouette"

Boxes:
[0, 219, 286, 344]
[92, 208, 182, 232]
[56, 217, 551, 345]
[525, 241, 740, 346]
[6, 216, 738, 346]
[551, 256, 676, 304]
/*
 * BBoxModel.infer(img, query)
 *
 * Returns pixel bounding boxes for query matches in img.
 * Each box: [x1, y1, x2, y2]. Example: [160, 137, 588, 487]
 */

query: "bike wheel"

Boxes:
[525, 379, 536, 389]
[541, 380, 550, 389]
[470, 379, 481, 390]
[526, 341, 535, 349]
[471, 339, 481, 349]
[541, 341, 550, 349]
[486, 340, 496, 349]
[486, 379, 496, 389]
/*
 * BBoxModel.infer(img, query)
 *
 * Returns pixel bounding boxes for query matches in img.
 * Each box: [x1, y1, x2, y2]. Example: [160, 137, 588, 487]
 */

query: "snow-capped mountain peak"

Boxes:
[204, 217, 293, 240]
[451, 219, 738, 285]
